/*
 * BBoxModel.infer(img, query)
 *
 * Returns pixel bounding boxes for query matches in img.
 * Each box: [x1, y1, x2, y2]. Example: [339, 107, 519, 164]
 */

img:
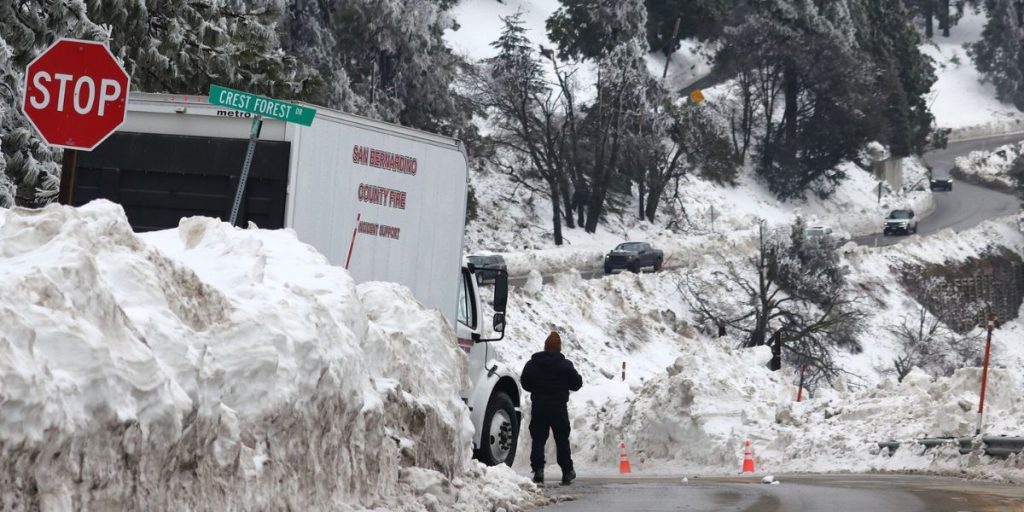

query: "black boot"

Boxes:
[561, 469, 576, 486]
[532, 471, 544, 484]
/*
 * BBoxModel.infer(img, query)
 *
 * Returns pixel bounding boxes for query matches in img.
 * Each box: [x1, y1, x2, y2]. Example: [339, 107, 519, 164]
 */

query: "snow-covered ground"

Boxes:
[922, 8, 1024, 138]
[0, 202, 541, 511]
[494, 215, 1024, 481]
[954, 140, 1023, 189]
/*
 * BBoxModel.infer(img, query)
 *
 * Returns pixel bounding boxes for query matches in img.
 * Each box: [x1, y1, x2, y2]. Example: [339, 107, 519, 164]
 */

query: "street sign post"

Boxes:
[21, 38, 131, 151]
[208, 85, 316, 226]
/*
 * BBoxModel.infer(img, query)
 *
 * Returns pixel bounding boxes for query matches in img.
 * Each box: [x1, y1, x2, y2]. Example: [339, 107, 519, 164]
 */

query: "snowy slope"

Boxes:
[0, 201, 540, 511]
[494, 216, 1024, 480]
[922, 8, 1024, 137]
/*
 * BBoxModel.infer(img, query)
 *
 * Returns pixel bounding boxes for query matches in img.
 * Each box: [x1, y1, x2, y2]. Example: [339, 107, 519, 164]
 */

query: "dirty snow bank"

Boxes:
[0, 201, 540, 511]
[954, 140, 1023, 190]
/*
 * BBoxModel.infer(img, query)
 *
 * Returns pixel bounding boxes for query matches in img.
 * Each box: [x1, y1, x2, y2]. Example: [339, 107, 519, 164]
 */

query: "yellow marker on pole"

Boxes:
[690, 89, 705, 104]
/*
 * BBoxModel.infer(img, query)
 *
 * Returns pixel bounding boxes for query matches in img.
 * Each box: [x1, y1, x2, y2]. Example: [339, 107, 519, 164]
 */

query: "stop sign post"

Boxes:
[21, 38, 130, 151]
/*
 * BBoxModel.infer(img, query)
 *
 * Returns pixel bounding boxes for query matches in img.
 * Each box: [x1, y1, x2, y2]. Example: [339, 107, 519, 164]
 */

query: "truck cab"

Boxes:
[458, 261, 521, 466]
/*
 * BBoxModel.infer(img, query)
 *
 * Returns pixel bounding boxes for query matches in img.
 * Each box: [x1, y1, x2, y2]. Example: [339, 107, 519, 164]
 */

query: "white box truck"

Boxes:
[63, 92, 521, 466]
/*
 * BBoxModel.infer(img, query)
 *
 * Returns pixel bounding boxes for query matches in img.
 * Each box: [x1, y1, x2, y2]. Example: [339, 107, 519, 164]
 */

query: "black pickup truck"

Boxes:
[604, 242, 663, 274]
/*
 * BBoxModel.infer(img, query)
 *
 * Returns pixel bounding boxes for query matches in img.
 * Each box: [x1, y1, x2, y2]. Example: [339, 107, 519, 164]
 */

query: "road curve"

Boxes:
[855, 133, 1024, 247]
[536, 474, 1024, 512]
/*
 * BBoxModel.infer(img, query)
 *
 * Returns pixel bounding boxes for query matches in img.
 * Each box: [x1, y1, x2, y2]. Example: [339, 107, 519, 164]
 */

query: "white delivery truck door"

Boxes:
[286, 109, 469, 323]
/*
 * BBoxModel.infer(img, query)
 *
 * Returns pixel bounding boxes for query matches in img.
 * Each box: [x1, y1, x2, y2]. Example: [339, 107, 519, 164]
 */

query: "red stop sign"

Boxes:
[21, 39, 131, 151]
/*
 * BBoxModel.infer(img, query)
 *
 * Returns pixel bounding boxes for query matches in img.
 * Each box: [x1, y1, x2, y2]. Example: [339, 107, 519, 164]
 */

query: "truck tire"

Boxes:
[655, 258, 663, 272]
[629, 261, 640, 273]
[475, 392, 519, 466]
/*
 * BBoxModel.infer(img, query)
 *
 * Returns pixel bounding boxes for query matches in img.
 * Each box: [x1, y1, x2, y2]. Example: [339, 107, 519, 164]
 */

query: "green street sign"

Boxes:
[208, 84, 315, 126]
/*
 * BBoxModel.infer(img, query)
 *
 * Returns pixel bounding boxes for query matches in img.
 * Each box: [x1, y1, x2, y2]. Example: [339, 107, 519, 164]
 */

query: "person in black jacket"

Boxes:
[520, 331, 583, 485]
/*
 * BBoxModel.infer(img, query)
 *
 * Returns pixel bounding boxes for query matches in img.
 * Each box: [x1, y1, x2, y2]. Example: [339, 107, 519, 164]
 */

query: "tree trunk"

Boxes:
[560, 174, 575, 229]
[924, 1, 934, 38]
[782, 62, 799, 147]
[549, 179, 563, 246]
[644, 180, 667, 222]
[940, 0, 950, 36]
[638, 178, 646, 220]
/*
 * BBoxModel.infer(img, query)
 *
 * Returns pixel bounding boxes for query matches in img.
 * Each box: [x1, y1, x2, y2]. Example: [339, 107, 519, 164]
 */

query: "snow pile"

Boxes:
[921, 8, 1024, 136]
[953, 140, 1023, 189]
[0, 201, 540, 511]
[768, 367, 1024, 477]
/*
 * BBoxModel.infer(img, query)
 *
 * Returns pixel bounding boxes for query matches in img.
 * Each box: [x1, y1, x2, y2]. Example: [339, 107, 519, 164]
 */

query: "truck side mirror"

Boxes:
[493, 271, 508, 313]
[492, 312, 506, 333]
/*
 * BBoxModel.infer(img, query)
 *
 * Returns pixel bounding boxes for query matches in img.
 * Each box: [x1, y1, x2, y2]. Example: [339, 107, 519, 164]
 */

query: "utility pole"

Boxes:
[975, 312, 996, 435]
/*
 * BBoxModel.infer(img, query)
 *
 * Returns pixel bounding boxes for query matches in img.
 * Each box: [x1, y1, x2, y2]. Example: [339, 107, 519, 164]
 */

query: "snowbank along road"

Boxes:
[855, 133, 1024, 247]
[537, 474, 1024, 511]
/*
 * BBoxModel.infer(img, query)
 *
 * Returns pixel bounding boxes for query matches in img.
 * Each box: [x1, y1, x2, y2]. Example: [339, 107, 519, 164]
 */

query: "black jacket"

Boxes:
[521, 351, 583, 405]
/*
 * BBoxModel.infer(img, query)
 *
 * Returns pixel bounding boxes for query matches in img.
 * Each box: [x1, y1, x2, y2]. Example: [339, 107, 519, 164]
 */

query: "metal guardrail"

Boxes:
[981, 436, 1024, 458]
[877, 436, 1024, 458]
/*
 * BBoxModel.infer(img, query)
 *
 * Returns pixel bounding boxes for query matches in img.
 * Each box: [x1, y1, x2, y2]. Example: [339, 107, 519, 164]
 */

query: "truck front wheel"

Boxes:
[476, 392, 519, 466]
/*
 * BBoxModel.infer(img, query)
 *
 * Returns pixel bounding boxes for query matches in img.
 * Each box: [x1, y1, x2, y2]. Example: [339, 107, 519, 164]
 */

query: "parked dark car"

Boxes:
[604, 242, 663, 274]
[930, 170, 953, 191]
[883, 209, 918, 236]
[467, 254, 507, 285]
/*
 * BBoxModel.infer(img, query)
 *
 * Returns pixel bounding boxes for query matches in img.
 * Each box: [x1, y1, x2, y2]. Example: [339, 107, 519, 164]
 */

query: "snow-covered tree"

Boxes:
[86, 0, 318, 98]
[852, 0, 937, 157]
[280, 0, 471, 134]
[0, 0, 106, 206]
[718, 0, 876, 199]
[683, 220, 866, 384]
[547, 0, 649, 60]
[970, 0, 1024, 110]
[478, 12, 576, 245]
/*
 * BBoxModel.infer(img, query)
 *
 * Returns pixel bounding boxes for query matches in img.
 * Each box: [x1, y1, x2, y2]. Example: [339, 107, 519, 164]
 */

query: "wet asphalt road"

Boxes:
[854, 133, 1024, 248]
[536, 474, 1024, 512]
[508, 133, 1024, 284]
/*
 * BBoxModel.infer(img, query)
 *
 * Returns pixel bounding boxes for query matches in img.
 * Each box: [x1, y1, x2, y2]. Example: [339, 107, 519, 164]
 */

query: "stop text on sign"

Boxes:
[28, 72, 123, 116]
[21, 38, 131, 151]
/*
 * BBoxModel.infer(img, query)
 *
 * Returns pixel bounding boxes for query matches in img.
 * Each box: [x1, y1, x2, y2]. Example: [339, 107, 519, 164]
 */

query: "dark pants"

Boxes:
[529, 401, 573, 473]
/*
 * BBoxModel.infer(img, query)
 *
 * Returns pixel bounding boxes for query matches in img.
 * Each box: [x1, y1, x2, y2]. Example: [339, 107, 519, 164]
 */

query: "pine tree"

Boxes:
[645, 0, 739, 55]
[480, 13, 572, 244]
[547, 0, 649, 60]
[86, 0, 318, 98]
[280, 0, 471, 134]
[719, 0, 875, 199]
[852, 0, 937, 157]
[0, 0, 106, 207]
[970, 0, 1024, 109]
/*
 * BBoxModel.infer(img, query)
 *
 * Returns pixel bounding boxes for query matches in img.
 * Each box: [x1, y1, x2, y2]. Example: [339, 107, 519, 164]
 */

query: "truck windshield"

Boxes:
[888, 211, 912, 219]
[616, 243, 645, 252]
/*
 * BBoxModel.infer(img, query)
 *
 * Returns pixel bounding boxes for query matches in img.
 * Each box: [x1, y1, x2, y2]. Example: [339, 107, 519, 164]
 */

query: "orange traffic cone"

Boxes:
[618, 442, 632, 474]
[742, 441, 755, 473]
